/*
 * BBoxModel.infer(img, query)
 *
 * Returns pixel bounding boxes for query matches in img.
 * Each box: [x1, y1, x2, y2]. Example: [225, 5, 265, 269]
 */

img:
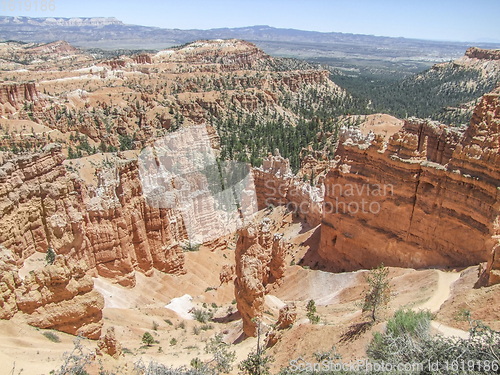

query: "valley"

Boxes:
[0, 30, 499, 375]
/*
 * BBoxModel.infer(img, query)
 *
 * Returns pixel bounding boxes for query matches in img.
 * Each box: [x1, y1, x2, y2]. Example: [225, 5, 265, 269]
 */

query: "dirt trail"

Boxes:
[414, 270, 468, 339]
[417, 270, 460, 313]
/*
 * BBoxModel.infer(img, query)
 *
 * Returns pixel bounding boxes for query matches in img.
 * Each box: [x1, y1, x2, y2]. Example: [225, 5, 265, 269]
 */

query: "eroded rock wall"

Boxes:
[319, 90, 500, 273]
[0, 82, 39, 108]
[253, 150, 324, 227]
[0, 251, 104, 339]
[0, 144, 187, 288]
[234, 221, 286, 337]
[465, 47, 500, 60]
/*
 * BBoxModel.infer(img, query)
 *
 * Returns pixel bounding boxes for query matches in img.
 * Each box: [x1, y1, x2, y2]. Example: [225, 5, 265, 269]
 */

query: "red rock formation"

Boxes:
[465, 47, 500, 60]
[0, 82, 39, 108]
[0, 251, 104, 339]
[26, 40, 78, 56]
[134, 54, 152, 64]
[182, 40, 271, 69]
[0, 144, 187, 288]
[231, 92, 259, 111]
[253, 150, 324, 226]
[219, 264, 236, 285]
[234, 221, 286, 337]
[403, 118, 462, 164]
[103, 60, 126, 70]
[96, 326, 123, 358]
[0, 249, 22, 319]
[280, 71, 328, 92]
[461, 88, 500, 287]
[319, 88, 500, 273]
[276, 303, 297, 330]
[266, 303, 296, 348]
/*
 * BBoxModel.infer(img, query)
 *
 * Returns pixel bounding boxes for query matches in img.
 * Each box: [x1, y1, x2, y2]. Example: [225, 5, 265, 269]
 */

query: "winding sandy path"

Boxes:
[417, 270, 460, 313]
[413, 270, 468, 339]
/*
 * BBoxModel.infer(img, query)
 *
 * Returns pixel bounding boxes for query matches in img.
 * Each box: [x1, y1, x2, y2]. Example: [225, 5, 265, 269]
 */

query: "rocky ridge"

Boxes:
[0, 39, 343, 159]
[318, 87, 500, 274]
[234, 221, 286, 336]
[465, 47, 500, 61]
[253, 150, 325, 227]
[0, 250, 104, 338]
[0, 144, 187, 287]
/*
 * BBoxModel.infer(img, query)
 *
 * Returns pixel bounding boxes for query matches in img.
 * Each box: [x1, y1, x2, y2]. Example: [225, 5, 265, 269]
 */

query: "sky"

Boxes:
[1, 0, 499, 43]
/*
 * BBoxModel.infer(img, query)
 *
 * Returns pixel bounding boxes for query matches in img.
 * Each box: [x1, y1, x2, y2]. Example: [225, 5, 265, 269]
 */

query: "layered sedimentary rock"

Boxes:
[462, 88, 500, 287]
[403, 118, 462, 164]
[253, 150, 324, 226]
[96, 326, 123, 359]
[234, 221, 286, 337]
[0, 251, 104, 339]
[0, 82, 39, 108]
[465, 47, 500, 60]
[253, 150, 293, 209]
[0, 248, 22, 319]
[133, 54, 152, 64]
[266, 303, 297, 348]
[0, 143, 187, 288]
[138, 125, 257, 251]
[103, 60, 126, 70]
[319, 89, 500, 272]
[83, 158, 187, 285]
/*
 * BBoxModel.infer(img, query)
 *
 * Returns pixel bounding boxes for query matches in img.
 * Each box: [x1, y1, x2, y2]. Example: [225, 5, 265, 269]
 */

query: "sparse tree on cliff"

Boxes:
[239, 318, 274, 375]
[141, 332, 154, 347]
[205, 333, 236, 375]
[362, 263, 391, 322]
[45, 247, 56, 265]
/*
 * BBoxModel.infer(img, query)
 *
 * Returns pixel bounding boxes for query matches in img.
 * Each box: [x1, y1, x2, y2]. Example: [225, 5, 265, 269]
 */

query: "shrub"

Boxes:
[190, 357, 203, 370]
[122, 347, 133, 355]
[51, 337, 92, 375]
[307, 314, 320, 324]
[306, 299, 320, 324]
[313, 346, 341, 362]
[367, 309, 500, 374]
[183, 242, 201, 252]
[45, 247, 56, 265]
[170, 337, 177, 346]
[192, 325, 201, 335]
[200, 324, 214, 331]
[385, 309, 434, 337]
[306, 300, 317, 314]
[453, 308, 471, 322]
[205, 334, 235, 374]
[42, 331, 60, 343]
[192, 308, 213, 323]
[239, 350, 274, 375]
[164, 319, 173, 326]
[142, 332, 154, 347]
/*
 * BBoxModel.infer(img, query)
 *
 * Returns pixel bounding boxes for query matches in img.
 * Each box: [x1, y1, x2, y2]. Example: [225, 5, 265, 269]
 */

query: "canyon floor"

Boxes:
[0, 205, 495, 375]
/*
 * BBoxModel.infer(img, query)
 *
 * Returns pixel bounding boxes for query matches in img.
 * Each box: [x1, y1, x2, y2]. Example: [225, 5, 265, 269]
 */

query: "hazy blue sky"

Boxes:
[1, 0, 499, 42]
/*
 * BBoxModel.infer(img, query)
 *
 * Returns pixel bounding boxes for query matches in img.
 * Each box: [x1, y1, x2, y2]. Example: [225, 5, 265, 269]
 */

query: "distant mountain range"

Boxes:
[1, 16, 500, 73]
